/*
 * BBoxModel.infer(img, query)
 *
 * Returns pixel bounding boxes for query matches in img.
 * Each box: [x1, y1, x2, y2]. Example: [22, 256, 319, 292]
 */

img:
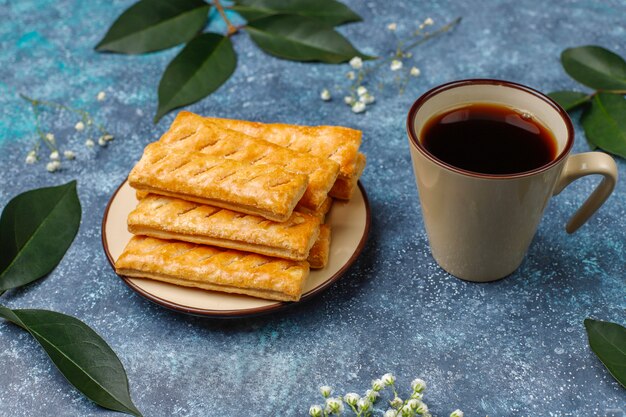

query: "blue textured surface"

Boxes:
[0, 0, 625, 416]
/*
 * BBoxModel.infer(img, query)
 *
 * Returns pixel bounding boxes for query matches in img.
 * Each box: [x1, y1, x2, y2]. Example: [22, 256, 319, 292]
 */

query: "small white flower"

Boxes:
[25, 151, 37, 164]
[309, 405, 323, 417]
[319, 386, 332, 398]
[390, 60, 403, 71]
[407, 399, 420, 410]
[424, 17, 434, 26]
[349, 56, 363, 70]
[359, 93, 375, 104]
[365, 389, 379, 401]
[415, 402, 428, 414]
[387, 22, 398, 31]
[410, 67, 421, 77]
[357, 398, 372, 412]
[411, 378, 426, 393]
[74, 121, 85, 131]
[385, 410, 398, 417]
[344, 393, 360, 406]
[63, 150, 76, 160]
[97, 91, 106, 101]
[344, 96, 355, 105]
[401, 405, 414, 417]
[356, 86, 368, 96]
[45, 133, 55, 143]
[450, 410, 464, 417]
[85, 138, 95, 148]
[98, 136, 107, 147]
[49, 150, 60, 160]
[351, 102, 366, 114]
[390, 396, 403, 408]
[46, 160, 60, 172]
[372, 379, 384, 391]
[346, 71, 356, 80]
[382, 373, 396, 386]
[320, 89, 331, 101]
[103, 134, 114, 142]
[325, 397, 343, 414]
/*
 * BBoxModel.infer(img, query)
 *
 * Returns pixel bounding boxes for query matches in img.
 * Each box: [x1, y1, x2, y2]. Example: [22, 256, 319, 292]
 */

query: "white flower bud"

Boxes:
[97, 91, 106, 101]
[387, 22, 398, 31]
[25, 151, 37, 164]
[410, 67, 421, 77]
[365, 389, 379, 401]
[450, 410, 464, 417]
[359, 93, 375, 104]
[63, 150, 76, 160]
[344, 96, 355, 105]
[320, 89, 331, 101]
[351, 102, 366, 114]
[408, 399, 421, 410]
[415, 402, 428, 414]
[390, 396, 403, 408]
[411, 378, 426, 393]
[424, 17, 434, 26]
[349, 56, 363, 70]
[309, 405, 323, 417]
[98, 136, 107, 147]
[325, 397, 343, 414]
[346, 71, 355, 80]
[385, 410, 398, 417]
[382, 373, 396, 386]
[49, 151, 60, 160]
[319, 386, 332, 398]
[45, 133, 55, 143]
[371, 379, 384, 391]
[401, 405, 414, 417]
[75, 121, 85, 131]
[390, 60, 403, 71]
[46, 160, 60, 172]
[343, 393, 360, 406]
[356, 86, 368, 96]
[85, 138, 95, 148]
[357, 398, 372, 412]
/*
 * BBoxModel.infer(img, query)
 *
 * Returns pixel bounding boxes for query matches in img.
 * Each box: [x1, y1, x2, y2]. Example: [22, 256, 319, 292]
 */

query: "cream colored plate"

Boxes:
[101, 180, 370, 317]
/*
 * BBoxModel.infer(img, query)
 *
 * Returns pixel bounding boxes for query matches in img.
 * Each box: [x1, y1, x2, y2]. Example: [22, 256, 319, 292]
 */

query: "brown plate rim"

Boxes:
[101, 179, 371, 318]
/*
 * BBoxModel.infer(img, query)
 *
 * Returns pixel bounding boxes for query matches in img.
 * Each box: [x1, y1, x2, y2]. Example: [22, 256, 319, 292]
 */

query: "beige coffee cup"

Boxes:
[406, 79, 618, 282]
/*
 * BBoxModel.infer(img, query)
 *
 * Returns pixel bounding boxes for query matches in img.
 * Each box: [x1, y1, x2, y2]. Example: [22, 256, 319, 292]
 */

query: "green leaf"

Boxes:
[561, 45, 626, 91]
[232, 0, 361, 26]
[547, 90, 590, 111]
[95, 0, 211, 54]
[0, 181, 81, 291]
[155, 33, 236, 122]
[584, 318, 626, 388]
[245, 14, 373, 64]
[581, 93, 626, 158]
[0, 305, 142, 416]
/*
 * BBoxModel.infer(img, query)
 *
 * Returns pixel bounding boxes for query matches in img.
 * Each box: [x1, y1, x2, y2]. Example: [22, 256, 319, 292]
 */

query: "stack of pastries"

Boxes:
[114, 112, 366, 302]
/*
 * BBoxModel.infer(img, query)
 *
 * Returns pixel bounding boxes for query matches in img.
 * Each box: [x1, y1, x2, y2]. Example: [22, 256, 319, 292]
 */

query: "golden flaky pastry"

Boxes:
[115, 236, 309, 302]
[128, 143, 308, 222]
[128, 195, 321, 261]
[308, 224, 331, 269]
[329, 153, 366, 200]
[198, 115, 362, 179]
[160, 112, 339, 210]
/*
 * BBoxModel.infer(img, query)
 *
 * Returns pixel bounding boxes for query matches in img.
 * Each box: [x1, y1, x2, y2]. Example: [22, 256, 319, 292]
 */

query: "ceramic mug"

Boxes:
[406, 79, 618, 282]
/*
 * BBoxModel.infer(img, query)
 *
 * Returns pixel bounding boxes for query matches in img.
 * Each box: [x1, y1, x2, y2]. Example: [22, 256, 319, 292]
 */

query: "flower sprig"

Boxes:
[309, 374, 463, 417]
[20, 92, 113, 172]
[320, 17, 461, 114]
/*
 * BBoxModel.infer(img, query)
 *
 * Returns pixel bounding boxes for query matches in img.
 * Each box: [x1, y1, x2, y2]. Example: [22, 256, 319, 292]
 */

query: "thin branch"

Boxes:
[213, 0, 238, 36]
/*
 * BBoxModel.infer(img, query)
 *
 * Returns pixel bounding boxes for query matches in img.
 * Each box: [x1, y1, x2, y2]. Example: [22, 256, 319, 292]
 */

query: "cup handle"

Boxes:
[552, 152, 618, 233]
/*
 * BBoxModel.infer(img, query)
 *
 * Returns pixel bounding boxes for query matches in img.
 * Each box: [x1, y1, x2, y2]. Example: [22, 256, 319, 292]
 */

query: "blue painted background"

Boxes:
[0, 0, 625, 416]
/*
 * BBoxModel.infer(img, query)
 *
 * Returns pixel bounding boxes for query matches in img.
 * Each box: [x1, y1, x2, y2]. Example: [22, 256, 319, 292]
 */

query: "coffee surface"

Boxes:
[421, 103, 557, 175]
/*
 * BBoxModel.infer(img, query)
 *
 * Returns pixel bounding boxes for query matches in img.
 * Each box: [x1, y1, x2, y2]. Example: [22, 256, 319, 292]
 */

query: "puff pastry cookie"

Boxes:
[329, 153, 366, 200]
[128, 143, 308, 222]
[296, 196, 333, 223]
[115, 236, 309, 301]
[197, 115, 362, 180]
[128, 195, 321, 261]
[160, 112, 339, 210]
[308, 224, 331, 269]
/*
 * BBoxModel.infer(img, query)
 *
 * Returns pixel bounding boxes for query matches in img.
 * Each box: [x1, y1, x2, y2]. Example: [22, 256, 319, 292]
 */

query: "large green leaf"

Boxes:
[245, 15, 373, 64]
[0, 305, 142, 415]
[581, 93, 626, 158]
[232, 0, 361, 26]
[0, 181, 81, 291]
[547, 90, 590, 111]
[561, 46, 626, 91]
[584, 318, 626, 388]
[95, 0, 210, 54]
[155, 33, 236, 122]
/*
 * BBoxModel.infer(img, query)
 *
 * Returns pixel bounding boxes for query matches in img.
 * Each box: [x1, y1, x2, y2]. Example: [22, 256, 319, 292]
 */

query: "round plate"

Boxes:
[101, 180, 371, 318]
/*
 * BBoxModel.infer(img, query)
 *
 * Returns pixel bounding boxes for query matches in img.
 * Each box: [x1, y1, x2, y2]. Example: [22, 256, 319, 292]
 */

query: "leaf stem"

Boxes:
[213, 0, 238, 36]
